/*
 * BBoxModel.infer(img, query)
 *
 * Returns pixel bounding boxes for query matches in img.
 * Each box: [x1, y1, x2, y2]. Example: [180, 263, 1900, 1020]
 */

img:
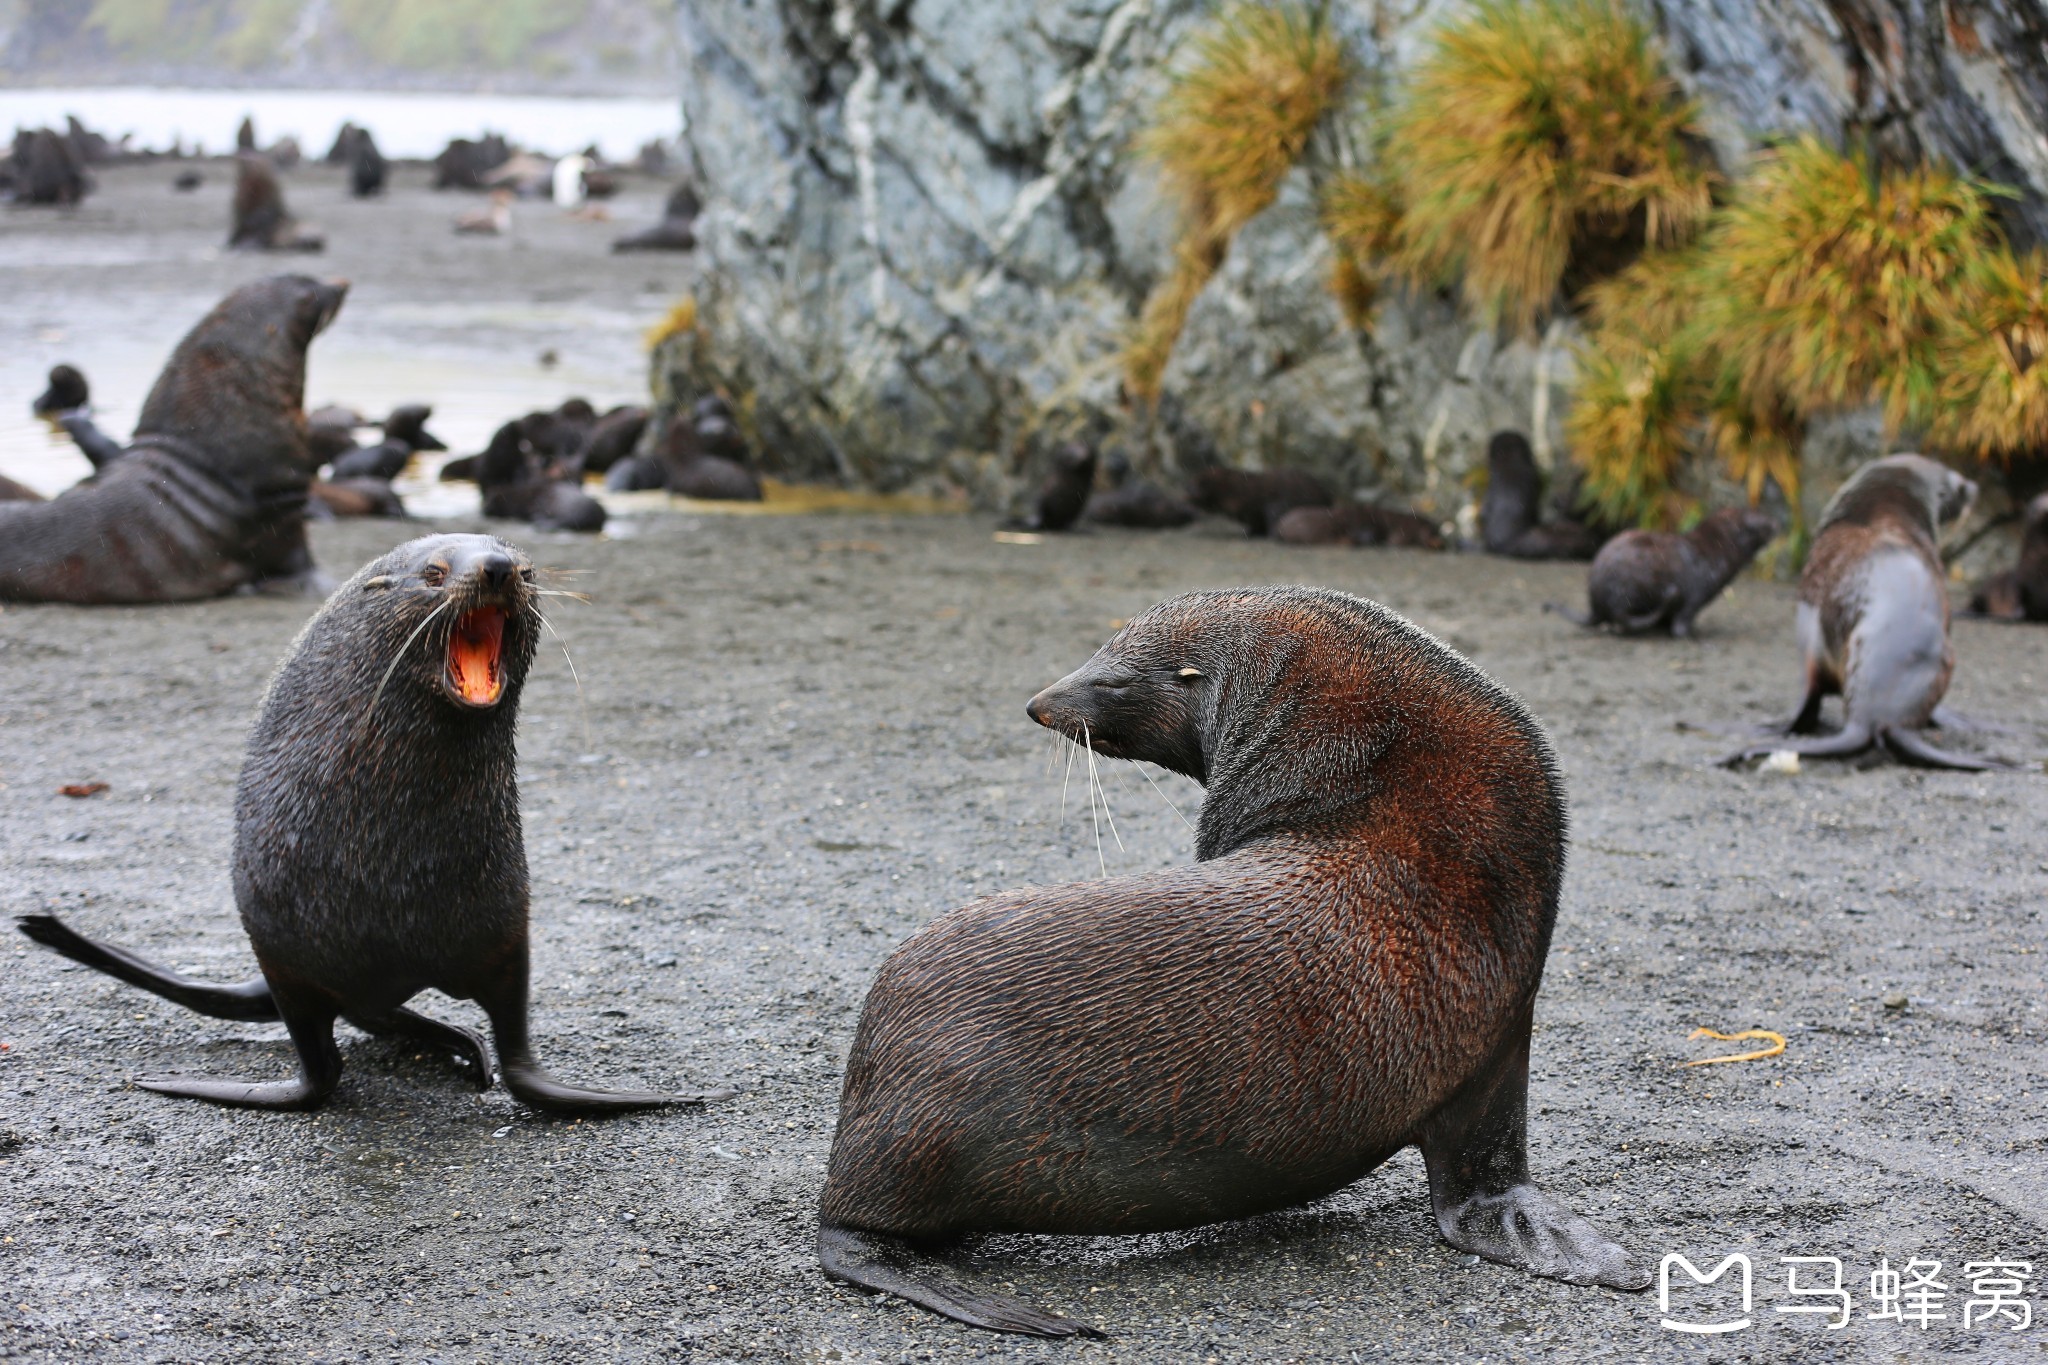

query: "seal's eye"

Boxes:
[361, 576, 392, 592]
[420, 563, 448, 588]
[1177, 667, 1204, 681]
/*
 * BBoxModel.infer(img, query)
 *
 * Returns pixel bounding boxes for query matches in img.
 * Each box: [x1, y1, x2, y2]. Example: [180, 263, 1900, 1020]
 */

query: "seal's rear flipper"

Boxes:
[818, 1225, 1104, 1338]
[15, 914, 278, 1020]
[1540, 601, 1594, 627]
[1417, 1027, 1650, 1292]
[1718, 722, 1872, 768]
[1880, 727, 2009, 772]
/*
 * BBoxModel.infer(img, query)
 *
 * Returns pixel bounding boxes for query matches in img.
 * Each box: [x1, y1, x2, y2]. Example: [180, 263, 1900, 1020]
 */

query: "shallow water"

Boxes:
[0, 86, 681, 161]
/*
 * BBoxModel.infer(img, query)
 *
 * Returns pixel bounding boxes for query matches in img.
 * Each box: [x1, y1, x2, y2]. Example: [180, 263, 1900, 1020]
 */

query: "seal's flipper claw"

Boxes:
[1433, 1183, 1650, 1291]
[501, 1063, 732, 1113]
[818, 1226, 1104, 1338]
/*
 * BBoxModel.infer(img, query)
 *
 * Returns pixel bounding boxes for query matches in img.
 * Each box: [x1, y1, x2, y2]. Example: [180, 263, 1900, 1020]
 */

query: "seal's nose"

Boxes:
[476, 553, 516, 595]
[1025, 691, 1052, 727]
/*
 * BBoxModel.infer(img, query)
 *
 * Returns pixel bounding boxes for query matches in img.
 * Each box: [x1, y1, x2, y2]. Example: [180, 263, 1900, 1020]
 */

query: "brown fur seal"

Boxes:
[0, 275, 345, 604]
[434, 135, 512, 190]
[477, 420, 607, 533]
[1967, 491, 2048, 622]
[612, 182, 701, 252]
[661, 418, 761, 501]
[17, 534, 726, 1112]
[346, 127, 387, 198]
[1084, 480, 1197, 528]
[1274, 501, 1447, 550]
[231, 154, 324, 252]
[1481, 432, 1607, 560]
[817, 586, 1647, 1336]
[578, 405, 648, 474]
[1723, 454, 1990, 768]
[381, 403, 446, 453]
[32, 364, 88, 417]
[1547, 507, 1777, 637]
[1010, 441, 1096, 533]
[1188, 466, 1333, 537]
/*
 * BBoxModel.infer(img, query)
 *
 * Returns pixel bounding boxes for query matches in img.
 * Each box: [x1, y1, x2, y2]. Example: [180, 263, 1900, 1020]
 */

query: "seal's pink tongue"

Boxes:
[448, 608, 505, 705]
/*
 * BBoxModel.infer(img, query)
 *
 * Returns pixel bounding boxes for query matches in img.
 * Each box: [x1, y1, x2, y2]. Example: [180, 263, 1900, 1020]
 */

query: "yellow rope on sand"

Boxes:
[1682, 1027, 1786, 1067]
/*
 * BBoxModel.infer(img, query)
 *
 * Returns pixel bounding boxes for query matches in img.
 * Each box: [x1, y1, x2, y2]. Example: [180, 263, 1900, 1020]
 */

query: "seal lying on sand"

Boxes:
[1084, 480, 1196, 528]
[818, 587, 1648, 1336]
[1722, 454, 1991, 768]
[1188, 466, 1333, 537]
[230, 155, 324, 252]
[1274, 501, 1446, 549]
[17, 534, 728, 1113]
[1967, 492, 2048, 622]
[0, 275, 346, 603]
[1547, 507, 1777, 636]
[613, 182, 701, 252]
[661, 417, 761, 501]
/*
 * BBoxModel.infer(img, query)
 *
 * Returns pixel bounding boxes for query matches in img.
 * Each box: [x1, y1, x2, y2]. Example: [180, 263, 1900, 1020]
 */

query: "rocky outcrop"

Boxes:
[661, 0, 2048, 516]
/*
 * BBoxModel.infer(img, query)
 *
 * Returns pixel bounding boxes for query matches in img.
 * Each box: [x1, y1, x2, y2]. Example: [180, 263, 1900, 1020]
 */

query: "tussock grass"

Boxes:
[1389, 0, 1711, 334]
[1320, 171, 1402, 328]
[1124, 3, 1350, 400]
[645, 295, 700, 352]
[1927, 248, 2048, 459]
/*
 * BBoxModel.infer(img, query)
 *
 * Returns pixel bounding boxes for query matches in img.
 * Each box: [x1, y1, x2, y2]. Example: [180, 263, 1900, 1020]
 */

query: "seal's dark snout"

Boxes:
[1026, 691, 1053, 728]
[475, 553, 516, 596]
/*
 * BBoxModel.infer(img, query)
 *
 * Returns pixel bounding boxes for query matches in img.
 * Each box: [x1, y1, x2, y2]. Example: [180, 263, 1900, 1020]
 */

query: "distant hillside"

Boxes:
[0, 0, 681, 94]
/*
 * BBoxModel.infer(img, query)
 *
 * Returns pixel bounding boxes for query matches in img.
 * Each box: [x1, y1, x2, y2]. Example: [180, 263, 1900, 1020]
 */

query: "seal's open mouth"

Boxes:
[446, 607, 507, 707]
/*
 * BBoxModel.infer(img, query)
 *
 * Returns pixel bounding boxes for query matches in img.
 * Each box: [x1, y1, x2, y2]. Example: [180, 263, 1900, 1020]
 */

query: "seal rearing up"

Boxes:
[17, 534, 727, 1114]
[1722, 453, 1989, 769]
[0, 275, 345, 604]
[817, 586, 1646, 1337]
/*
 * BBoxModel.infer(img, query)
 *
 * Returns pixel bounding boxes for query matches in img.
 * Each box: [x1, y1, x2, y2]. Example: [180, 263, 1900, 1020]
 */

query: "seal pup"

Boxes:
[381, 403, 446, 453]
[612, 182, 701, 252]
[1274, 501, 1447, 550]
[1722, 454, 1991, 768]
[32, 364, 88, 417]
[1481, 432, 1608, 560]
[661, 418, 761, 501]
[577, 405, 648, 475]
[1187, 466, 1333, 537]
[230, 155, 324, 252]
[1008, 441, 1097, 533]
[1547, 506, 1777, 636]
[1084, 480, 1196, 528]
[309, 477, 405, 519]
[818, 587, 1648, 1336]
[692, 395, 750, 464]
[345, 127, 387, 198]
[477, 420, 607, 533]
[1967, 492, 2048, 622]
[328, 440, 412, 482]
[0, 275, 346, 604]
[17, 534, 724, 1113]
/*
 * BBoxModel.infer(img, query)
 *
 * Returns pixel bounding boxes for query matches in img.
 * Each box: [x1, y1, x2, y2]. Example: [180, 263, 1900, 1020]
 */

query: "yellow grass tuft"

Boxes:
[1320, 171, 1402, 328]
[1926, 247, 2048, 460]
[1389, 0, 1712, 334]
[644, 295, 699, 351]
[1124, 2, 1351, 399]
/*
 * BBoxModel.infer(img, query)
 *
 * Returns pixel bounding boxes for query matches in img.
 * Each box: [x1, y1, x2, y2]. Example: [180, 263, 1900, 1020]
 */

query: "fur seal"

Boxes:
[434, 135, 512, 190]
[692, 395, 750, 464]
[1481, 432, 1606, 560]
[17, 534, 725, 1112]
[817, 586, 1648, 1336]
[231, 155, 324, 252]
[1010, 441, 1096, 533]
[612, 182, 701, 252]
[477, 420, 607, 533]
[1274, 501, 1446, 550]
[32, 364, 88, 417]
[1188, 466, 1333, 537]
[345, 126, 387, 198]
[577, 405, 648, 475]
[1967, 492, 2048, 622]
[309, 477, 405, 519]
[0, 472, 43, 503]
[1722, 454, 1990, 768]
[1547, 507, 1777, 637]
[1084, 481, 1196, 529]
[0, 275, 345, 604]
[10, 128, 90, 205]
[382, 403, 446, 453]
[661, 419, 761, 501]
[328, 440, 412, 482]
[57, 412, 126, 474]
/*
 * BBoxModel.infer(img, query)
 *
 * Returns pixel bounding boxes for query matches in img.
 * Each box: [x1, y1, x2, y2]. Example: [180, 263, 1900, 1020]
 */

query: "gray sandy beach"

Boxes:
[4, 166, 2047, 1364]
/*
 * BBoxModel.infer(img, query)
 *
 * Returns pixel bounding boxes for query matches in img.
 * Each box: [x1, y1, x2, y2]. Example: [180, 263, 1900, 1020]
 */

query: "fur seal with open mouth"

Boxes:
[0, 274, 346, 603]
[817, 586, 1647, 1336]
[17, 534, 728, 1113]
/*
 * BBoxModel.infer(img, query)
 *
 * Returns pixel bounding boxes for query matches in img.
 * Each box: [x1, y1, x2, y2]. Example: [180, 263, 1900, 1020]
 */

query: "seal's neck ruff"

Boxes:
[447, 607, 508, 707]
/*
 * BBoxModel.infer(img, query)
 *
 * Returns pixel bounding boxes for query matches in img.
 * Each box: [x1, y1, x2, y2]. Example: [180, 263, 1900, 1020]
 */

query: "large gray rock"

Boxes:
[661, 0, 2048, 517]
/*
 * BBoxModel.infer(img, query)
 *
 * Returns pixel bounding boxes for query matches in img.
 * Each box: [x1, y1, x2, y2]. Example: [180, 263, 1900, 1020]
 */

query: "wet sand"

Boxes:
[4, 167, 2048, 1364]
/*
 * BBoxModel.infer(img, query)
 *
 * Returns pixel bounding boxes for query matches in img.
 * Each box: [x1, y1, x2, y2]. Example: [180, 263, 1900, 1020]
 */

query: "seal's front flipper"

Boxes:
[136, 1005, 341, 1111]
[15, 914, 278, 1021]
[1416, 1026, 1649, 1292]
[818, 1225, 1104, 1338]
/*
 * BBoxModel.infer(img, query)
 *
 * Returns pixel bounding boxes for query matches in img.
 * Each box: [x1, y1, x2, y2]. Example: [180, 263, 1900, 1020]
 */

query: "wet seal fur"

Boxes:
[1547, 507, 1778, 636]
[1722, 454, 1992, 769]
[0, 275, 345, 603]
[17, 534, 730, 1113]
[1967, 491, 2048, 622]
[817, 586, 1647, 1337]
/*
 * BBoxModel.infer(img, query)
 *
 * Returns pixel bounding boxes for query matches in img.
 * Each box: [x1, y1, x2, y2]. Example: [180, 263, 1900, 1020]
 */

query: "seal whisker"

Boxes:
[1087, 729, 1125, 855]
[1133, 760, 1197, 833]
[1058, 732, 1077, 823]
[1080, 722, 1106, 877]
[358, 597, 453, 734]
